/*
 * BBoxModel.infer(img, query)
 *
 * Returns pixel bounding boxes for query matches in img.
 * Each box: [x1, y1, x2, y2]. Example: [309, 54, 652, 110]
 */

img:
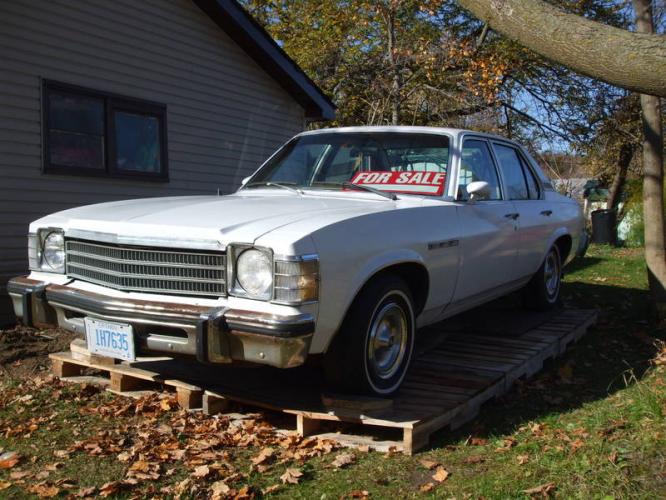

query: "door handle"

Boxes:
[504, 213, 520, 220]
[540, 210, 553, 216]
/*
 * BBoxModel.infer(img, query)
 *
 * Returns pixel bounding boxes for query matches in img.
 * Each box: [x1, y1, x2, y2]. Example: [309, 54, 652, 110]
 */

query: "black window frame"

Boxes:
[42, 80, 168, 182]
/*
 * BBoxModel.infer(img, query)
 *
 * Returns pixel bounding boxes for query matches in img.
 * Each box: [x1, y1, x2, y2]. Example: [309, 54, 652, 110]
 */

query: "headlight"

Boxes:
[43, 231, 65, 272]
[227, 244, 319, 304]
[30, 229, 65, 273]
[231, 247, 273, 300]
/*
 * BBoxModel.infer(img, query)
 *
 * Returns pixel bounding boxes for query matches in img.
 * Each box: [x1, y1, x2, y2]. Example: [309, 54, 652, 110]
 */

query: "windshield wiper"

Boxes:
[341, 181, 398, 201]
[245, 181, 303, 195]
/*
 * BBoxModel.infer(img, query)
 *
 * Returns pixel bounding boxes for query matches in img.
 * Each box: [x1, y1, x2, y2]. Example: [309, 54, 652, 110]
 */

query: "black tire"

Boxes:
[523, 245, 562, 311]
[323, 274, 415, 396]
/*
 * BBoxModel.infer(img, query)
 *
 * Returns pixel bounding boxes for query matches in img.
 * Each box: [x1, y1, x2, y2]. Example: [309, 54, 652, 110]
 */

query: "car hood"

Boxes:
[31, 191, 399, 249]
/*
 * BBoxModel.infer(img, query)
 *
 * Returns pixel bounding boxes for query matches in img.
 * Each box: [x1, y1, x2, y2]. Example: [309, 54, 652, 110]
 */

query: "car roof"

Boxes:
[297, 125, 513, 143]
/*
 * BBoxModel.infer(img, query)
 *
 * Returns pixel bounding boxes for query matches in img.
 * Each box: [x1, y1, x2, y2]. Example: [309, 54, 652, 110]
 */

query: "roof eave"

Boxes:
[193, 0, 336, 121]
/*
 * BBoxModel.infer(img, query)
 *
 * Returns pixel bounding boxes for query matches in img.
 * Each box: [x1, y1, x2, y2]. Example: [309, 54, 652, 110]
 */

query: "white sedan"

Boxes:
[8, 127, 585, 396]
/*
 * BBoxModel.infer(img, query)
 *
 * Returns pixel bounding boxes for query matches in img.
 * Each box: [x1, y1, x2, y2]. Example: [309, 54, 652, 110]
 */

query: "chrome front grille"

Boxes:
[65, 240, 226, 297]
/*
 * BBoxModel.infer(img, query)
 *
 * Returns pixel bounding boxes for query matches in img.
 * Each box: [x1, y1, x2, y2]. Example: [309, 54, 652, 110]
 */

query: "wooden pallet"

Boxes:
[50, 344, 204, 409]
[50, 307, 596, 454]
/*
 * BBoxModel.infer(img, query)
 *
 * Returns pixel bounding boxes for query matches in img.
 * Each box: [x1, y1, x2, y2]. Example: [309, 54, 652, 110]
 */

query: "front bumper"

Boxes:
[8, 276, 314, 368]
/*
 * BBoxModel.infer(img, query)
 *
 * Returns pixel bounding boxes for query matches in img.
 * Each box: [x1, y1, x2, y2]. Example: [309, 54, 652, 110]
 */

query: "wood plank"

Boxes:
[52, 358, 81, 378]
[202, 392, 232, 415]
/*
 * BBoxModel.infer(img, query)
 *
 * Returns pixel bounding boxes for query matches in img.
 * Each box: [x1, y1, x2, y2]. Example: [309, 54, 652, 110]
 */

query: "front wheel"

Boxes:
[323, 275, 415, 396]
[524, 245, 562, 310]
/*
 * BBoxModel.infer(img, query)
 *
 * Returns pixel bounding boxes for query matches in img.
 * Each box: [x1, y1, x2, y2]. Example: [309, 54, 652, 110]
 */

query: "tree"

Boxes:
[458, 0, 666, 317]
[456, 0, 666, 97]
[633, 0, 666, 314]
[241, 0, 512, 126]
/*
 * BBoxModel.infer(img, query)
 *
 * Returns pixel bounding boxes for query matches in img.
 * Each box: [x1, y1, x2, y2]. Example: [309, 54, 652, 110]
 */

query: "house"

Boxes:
[0, 0, 335, 325]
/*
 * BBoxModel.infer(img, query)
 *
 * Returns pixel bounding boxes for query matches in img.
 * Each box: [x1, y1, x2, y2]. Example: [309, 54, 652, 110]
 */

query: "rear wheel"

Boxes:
[524, 245, 562, 310]
[323, 275, 415, 396]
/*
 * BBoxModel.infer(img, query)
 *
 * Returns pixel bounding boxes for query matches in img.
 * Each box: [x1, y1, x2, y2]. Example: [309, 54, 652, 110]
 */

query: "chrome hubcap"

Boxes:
[544, 249, 561, 300]
[367, 302, 408, 380]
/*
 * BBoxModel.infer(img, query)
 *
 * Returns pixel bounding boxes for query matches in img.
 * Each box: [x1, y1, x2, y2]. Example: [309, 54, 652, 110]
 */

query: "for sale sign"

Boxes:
[350, 171, 446, 196]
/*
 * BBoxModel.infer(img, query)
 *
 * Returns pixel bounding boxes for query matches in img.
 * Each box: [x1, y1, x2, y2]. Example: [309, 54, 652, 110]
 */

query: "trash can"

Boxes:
[591, 209, 616, 245]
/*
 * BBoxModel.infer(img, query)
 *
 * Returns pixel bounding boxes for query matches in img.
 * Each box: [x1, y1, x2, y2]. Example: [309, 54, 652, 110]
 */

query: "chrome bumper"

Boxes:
[8, 276, 314, 368]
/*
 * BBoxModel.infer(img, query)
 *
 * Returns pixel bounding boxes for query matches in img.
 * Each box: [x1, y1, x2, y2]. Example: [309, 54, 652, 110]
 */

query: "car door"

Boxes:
[491, 142, 553, 279]
[451, 137, 519, 305]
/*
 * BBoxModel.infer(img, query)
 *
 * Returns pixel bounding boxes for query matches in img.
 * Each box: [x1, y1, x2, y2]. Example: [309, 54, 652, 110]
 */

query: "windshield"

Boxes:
[246, 132, 450, 196]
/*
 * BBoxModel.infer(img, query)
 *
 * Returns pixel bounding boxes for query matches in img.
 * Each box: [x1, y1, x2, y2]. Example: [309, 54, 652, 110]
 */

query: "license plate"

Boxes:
[84, 318, 135, 361]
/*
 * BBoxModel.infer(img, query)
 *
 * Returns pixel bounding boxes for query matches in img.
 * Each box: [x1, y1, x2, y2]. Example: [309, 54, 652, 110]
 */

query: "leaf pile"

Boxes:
[0, 376, 340, 498]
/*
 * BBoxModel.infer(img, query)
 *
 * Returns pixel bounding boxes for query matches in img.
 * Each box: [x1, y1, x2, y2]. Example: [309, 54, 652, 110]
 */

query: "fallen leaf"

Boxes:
[522, 482, 557, 497]
[0, 451, 20, 469]
[496, 437, 517, 452]
[419, 459, 440, 470]
[251, 447, 275, 466]
[210, 480, 230, 499]
[517, 454, 529, 465]
[98, 481, 121, 498]
[463, 455, 484, 464]
[347, 490, 370, 499]
[569, 438, 585, 453]
[609, 450, 619, 464]
[45, 463, 64, 471]
[557, 364, 573, 381]
[160, 398, 173, 411]
[419, 482, 435, 492]
[0, 481, 10, 491]
[432, 466, 450, 482]
[263, 484, 280, 495]
[469, 437, 488, 446]
[27, 483, 60, 498]
[191, 464, 213, 479]
[74, 486, 96, 497]
[280, 468, 303, 485]
[9, 470, 31, 480]
[331, 452, 356, 469]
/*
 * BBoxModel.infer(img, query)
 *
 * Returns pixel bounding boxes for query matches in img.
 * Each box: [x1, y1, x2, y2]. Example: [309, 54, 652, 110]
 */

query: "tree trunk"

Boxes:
[606, 142, 634, 214]
[633, 0, 666, 318]
[386, 8, 401, 125]
[457, 0, 666, 97]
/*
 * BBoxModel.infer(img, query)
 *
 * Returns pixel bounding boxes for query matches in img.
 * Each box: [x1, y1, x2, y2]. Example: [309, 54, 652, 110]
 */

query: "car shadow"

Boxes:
[426, 279, 663, 450]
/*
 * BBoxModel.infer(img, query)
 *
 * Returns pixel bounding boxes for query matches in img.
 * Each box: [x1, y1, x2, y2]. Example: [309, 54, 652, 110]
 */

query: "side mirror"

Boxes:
[466, 181, 490, 201]
[241, 176, 251, 186]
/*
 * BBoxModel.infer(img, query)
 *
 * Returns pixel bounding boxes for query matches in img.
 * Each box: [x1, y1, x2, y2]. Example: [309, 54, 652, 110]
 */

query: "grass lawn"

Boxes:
[0, 245, 664, 498]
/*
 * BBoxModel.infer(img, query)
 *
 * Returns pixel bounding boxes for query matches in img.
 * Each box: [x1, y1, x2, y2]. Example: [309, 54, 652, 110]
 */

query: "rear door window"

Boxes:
[492, 143, 529, 200]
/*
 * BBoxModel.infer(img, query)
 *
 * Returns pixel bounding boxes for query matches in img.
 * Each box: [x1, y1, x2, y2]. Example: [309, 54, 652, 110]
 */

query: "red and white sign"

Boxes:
[350, 171, 446, 196]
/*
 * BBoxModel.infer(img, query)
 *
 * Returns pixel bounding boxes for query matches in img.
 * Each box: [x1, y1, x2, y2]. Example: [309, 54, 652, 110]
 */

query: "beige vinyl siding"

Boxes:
[0, 0, 306, 323]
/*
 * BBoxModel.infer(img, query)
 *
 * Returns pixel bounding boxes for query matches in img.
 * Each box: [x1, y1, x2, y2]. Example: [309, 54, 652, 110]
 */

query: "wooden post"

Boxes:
[176, 387, 203, 410]
[202, 393, 231, 415]
[52, 359, 81, 378]
[403, 427, 429, 456]
[296, 414, 321, 437]
[110, 372, 143, 392]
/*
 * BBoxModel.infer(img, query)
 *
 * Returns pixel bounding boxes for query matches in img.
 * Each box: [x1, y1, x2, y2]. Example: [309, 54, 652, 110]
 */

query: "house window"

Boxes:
[43, 81, 167, 180]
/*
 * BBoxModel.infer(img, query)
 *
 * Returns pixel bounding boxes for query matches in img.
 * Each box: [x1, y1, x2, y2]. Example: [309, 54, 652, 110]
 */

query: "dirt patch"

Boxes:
[0, 325, 77, 379]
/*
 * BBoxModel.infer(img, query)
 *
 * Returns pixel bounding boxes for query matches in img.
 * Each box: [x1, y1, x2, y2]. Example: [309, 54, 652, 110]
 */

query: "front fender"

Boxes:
[349, 249, 426, 308]
[312, 249, 427, 353]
